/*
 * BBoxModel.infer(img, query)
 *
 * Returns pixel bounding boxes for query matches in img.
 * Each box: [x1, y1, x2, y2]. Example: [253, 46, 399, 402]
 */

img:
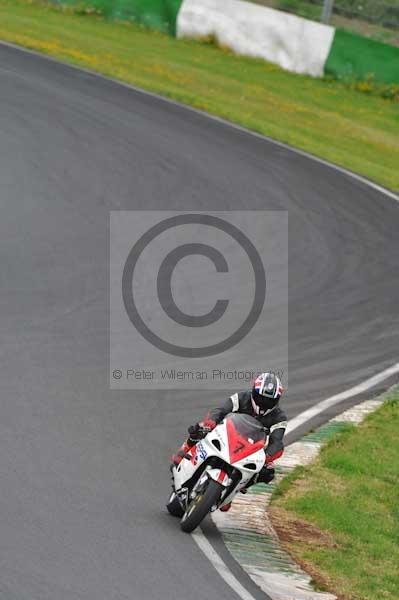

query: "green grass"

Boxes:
[271, 465, 307, 500]
[271, 390, 399, 600]
[0, 0, 398, 191]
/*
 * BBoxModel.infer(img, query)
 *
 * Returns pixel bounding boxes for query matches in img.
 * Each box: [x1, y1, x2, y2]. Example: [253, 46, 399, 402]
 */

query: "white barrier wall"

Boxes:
[177, 0, 335, 77]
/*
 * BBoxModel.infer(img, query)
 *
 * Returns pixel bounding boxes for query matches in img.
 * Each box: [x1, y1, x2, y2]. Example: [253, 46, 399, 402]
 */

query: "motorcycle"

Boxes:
[166, 413, 267, 532]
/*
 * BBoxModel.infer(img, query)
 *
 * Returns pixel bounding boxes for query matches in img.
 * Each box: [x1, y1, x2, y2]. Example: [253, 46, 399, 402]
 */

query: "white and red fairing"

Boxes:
[173, 414, 267, 509]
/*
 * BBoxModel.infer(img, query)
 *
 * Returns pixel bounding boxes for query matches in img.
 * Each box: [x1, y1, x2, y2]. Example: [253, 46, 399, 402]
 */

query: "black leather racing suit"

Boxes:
[207, 390, 287, 464]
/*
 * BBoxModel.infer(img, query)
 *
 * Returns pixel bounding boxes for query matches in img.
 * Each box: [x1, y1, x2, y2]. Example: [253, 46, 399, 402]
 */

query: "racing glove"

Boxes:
[188, 419, 216, 442]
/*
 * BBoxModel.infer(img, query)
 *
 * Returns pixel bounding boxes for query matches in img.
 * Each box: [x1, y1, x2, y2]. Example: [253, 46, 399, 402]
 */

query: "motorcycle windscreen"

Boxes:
[225, 413, 266, 463]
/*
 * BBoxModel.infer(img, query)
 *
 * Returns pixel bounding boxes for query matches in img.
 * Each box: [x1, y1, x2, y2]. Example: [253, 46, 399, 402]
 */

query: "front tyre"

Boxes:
[180, 479, 223, 533]
[166, 491, 184, 518]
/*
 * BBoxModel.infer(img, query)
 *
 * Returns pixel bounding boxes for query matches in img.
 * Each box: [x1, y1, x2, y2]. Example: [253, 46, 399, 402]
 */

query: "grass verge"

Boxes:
[270, 389, 399, 600]
[0, 0, 398, 190]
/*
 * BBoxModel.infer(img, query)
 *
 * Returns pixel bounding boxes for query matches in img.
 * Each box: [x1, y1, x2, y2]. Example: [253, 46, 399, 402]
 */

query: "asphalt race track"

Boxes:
[1, 43, 398, 600]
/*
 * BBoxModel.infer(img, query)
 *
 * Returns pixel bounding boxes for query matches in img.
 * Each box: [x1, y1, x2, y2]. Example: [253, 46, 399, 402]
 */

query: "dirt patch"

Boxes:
[269, 506, 337, 548]
[269, 506, 349, 600]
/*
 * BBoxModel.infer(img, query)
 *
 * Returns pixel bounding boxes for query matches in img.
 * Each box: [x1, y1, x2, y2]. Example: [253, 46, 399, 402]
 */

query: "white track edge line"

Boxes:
[194, 360, 399, 600]
[0, 39, 398, 204]
[192, 528, 259, 600]
[287, 361, 399, 435]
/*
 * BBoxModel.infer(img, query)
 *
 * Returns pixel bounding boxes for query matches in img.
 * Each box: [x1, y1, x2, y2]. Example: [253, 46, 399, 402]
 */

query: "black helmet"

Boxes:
[251, 372, 283, 416]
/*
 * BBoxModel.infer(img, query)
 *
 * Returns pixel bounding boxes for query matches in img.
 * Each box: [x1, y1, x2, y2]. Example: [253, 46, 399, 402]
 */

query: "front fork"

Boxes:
[173, 462, 237, 511]
[188, 467, 232, 510]
[194, 467, 230, 490]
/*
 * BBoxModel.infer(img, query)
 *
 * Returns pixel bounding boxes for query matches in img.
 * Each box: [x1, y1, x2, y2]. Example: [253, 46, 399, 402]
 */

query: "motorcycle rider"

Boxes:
[171, 372, 287, 511]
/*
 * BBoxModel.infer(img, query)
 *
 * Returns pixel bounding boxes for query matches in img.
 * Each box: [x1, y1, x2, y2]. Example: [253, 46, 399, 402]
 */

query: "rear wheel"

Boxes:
[180, 479, 223, 533]
[166, 491, 184, 517]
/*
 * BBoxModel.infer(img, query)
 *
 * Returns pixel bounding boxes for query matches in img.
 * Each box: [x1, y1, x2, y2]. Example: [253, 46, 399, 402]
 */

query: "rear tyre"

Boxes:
[180, 479, 223, 533]
[166, 491, 184, 517]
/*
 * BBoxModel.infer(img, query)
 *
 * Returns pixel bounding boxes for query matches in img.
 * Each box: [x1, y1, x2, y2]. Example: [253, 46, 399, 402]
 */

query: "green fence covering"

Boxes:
[325, 28, 399, 85]
[62, 0, 183, 35]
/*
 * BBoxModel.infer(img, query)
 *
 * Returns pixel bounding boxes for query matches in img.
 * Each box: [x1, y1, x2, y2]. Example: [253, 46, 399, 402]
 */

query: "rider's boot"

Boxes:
[239, 466, 276, 493]
[171, 439, 193, 466]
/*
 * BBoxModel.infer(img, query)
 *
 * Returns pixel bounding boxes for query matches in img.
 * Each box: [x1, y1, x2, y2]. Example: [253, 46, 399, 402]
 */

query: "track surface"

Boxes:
[0, 44, 398, 600]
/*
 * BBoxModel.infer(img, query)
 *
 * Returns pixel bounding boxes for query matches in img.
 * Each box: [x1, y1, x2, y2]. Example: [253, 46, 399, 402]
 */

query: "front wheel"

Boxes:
[180, 479, 223, 533]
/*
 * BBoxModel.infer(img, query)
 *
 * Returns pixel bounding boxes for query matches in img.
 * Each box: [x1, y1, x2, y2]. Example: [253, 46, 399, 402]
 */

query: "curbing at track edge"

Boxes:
[211, 389, 396, 600]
